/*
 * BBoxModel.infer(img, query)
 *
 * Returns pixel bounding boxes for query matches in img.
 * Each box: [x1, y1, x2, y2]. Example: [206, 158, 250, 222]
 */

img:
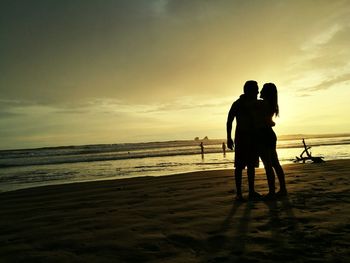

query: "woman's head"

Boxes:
[260, 83, 279, 116]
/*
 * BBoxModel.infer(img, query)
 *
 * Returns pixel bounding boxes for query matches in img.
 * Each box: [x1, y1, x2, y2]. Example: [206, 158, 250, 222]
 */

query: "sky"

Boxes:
[1, 0, 350, 149]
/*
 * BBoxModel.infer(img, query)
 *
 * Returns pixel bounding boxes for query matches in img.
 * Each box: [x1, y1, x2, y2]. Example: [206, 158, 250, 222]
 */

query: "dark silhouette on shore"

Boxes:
[226, 80, 261, 201]
[226, 81, 287, 201]
[294, 138, 325, 163]
[200, 142, 204, 159]
[256, 83, 287, 199]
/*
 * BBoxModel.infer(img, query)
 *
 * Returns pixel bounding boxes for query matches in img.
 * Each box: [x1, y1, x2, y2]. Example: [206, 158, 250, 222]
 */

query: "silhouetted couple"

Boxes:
[226, 80, 287, 201]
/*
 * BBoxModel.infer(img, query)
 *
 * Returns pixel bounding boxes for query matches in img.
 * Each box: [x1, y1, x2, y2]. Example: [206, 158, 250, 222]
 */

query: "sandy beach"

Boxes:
[0, 159, 349, 262]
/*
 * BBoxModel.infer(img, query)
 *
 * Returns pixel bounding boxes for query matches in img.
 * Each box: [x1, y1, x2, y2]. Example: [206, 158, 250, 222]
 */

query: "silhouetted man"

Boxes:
[227, 80, 261, 201]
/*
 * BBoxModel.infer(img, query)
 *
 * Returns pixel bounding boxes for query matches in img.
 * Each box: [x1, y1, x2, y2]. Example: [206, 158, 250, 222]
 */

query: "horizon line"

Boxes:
[1, 132, 350, 152]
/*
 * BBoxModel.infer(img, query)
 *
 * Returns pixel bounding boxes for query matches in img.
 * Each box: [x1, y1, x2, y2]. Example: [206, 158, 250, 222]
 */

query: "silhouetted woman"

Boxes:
[256, 83, 287, 199]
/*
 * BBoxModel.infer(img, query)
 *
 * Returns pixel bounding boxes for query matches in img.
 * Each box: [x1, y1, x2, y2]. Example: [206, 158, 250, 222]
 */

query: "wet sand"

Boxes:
[1, 159, 349, 262]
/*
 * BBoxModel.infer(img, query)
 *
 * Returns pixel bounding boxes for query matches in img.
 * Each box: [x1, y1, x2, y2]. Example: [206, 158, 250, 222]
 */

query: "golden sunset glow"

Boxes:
[1, 0, 350, 149]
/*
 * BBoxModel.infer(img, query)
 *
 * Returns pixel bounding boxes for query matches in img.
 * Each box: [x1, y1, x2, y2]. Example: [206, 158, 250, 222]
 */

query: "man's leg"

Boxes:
[247, 165, 261, 200]
[247, 165, 255, 194]
[234, 167, 243, 200]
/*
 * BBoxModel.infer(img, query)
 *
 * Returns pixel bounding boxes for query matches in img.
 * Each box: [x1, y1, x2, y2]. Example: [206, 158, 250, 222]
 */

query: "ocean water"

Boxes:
[0, 135, 349, 192]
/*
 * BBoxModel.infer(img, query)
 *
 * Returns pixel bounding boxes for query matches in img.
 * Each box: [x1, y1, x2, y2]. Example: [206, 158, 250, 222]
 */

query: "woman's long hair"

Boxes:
[260, 83, 279, 117]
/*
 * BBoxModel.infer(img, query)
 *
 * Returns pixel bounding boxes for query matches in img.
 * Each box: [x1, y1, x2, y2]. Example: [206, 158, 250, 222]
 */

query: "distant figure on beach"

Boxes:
[200, 142, 204, 158]
[255, 83, 287, 199]
[222, 142, 226, 157]
[227, 80, 261, 201]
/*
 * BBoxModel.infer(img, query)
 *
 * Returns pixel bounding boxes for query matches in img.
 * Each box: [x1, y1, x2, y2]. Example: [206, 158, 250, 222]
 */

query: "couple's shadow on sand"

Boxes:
[206, 198, 300, 262]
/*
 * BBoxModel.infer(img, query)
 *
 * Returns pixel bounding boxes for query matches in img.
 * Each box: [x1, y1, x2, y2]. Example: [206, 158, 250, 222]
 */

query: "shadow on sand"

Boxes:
[204, 197, 302, 262]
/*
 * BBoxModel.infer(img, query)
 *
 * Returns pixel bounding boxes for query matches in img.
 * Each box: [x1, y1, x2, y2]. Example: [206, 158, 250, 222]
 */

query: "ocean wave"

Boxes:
[1, 137, 349, 168]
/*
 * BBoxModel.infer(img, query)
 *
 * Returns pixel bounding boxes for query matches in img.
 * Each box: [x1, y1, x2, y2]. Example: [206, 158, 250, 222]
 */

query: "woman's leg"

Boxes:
[271, 150, 287, 194]
[260, 149, 275, 195]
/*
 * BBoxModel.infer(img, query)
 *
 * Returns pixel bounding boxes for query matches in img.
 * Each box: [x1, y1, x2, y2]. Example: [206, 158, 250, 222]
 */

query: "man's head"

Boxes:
[243, 80, 259, 98]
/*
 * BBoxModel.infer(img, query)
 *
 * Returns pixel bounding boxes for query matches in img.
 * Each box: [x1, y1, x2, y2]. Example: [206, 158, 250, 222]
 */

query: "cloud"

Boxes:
[307, 72, 350, 92]
[5, 0, 337, 106]
[1, 1, 350, 148]
[0, 99, 33, 118]
[300, 24, 342, 51]
[0, 111, 23, 118]
[283, 14, 350, 94]
[141, 96, 233, 113]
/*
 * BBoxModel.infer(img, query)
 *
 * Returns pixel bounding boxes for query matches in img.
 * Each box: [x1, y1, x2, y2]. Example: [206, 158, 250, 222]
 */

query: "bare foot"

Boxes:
[235, 195, 245, 202]
[248, 191, 262, 201]
[276, 189, 288, 198]
[263, 192, 276, 201]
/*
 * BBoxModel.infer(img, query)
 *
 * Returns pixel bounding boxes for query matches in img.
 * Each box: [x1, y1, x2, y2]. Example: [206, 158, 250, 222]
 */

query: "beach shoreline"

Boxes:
[1, 134, 350, 193]
[1, 159, 349, 262]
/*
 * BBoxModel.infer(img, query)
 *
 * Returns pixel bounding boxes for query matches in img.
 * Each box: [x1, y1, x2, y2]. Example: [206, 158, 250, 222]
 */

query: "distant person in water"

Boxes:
[200, 142, 204, 158]
[227, 80, 261, 201]
[255, 83, 287, 199]
[222, 142, 226, 157]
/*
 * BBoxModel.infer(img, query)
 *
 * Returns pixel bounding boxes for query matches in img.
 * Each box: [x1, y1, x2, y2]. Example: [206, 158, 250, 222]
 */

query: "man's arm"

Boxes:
[226, 102, 236, 150]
